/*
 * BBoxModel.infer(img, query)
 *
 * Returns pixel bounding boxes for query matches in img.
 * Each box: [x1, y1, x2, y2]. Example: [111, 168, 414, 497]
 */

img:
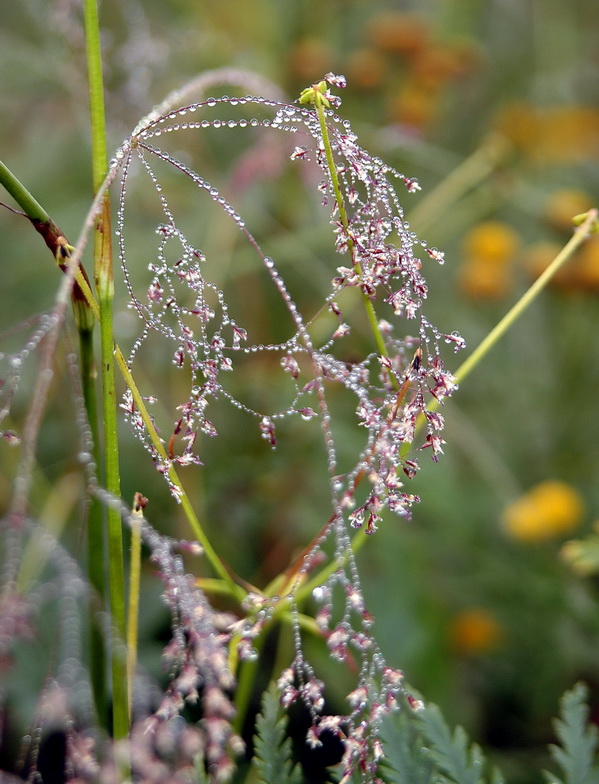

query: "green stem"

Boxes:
[0, 160, 51, 223]
[83, 0, 129, 739]
[97, 200, 129, 739]
[84, 0, 108, 194]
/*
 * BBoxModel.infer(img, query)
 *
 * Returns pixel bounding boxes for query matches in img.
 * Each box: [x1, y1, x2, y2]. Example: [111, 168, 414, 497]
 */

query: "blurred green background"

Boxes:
[2, 1, 599, 782]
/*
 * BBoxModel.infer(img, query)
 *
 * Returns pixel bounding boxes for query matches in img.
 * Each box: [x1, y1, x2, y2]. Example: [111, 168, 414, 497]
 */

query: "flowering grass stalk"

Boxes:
[1, 54, 598, 784]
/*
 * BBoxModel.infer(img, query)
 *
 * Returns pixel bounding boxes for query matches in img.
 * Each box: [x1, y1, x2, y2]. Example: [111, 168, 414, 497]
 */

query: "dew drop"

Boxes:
[312, 586, 326, 601]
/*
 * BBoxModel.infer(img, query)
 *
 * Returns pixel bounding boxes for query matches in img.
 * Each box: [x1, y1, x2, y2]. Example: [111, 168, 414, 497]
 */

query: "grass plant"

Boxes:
[1, 4, 599, 784]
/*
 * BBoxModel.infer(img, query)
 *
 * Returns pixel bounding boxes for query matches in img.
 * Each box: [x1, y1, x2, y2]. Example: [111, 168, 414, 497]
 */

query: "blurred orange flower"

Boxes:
[502, 480, 584, 542]
[344, 47, 387, 90]
[450, 608, 503, 655]
[389, 81, 438, 128]
[367, 12, 429, 56]
[288, 38, 334, 81]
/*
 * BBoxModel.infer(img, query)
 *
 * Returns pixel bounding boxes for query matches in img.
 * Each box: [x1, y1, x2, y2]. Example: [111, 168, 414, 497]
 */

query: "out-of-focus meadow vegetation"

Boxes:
[2, 1, 599, 781]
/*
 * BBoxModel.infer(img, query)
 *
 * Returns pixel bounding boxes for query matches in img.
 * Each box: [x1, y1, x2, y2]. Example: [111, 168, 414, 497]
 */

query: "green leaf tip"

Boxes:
[545, 682, 599, 784]
[253, 681, 302, 784]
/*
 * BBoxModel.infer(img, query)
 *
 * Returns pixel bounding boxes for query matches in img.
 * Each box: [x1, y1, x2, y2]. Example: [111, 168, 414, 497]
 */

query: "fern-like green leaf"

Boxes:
[418, 703, 500, 784]
[376, 694, 505, 784]
[378, 702, 436, 784]
[545, 683, 599, 784]
[253, 681, 302, 784]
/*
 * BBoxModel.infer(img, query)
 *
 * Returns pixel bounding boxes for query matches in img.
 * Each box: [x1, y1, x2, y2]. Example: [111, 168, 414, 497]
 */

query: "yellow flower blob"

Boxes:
[462, 221, 520, 262]
[502, 480, 584, 542]
[459, 221, 520, 299]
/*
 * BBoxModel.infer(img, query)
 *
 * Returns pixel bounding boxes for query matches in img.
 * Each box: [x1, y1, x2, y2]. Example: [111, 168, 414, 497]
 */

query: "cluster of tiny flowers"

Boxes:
[140, 525, 243, 779]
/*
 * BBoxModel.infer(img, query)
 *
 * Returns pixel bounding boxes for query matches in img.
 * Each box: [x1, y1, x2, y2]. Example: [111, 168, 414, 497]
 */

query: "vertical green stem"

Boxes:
[84, 0, 108, 193]
[83, 0, 129, 738]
